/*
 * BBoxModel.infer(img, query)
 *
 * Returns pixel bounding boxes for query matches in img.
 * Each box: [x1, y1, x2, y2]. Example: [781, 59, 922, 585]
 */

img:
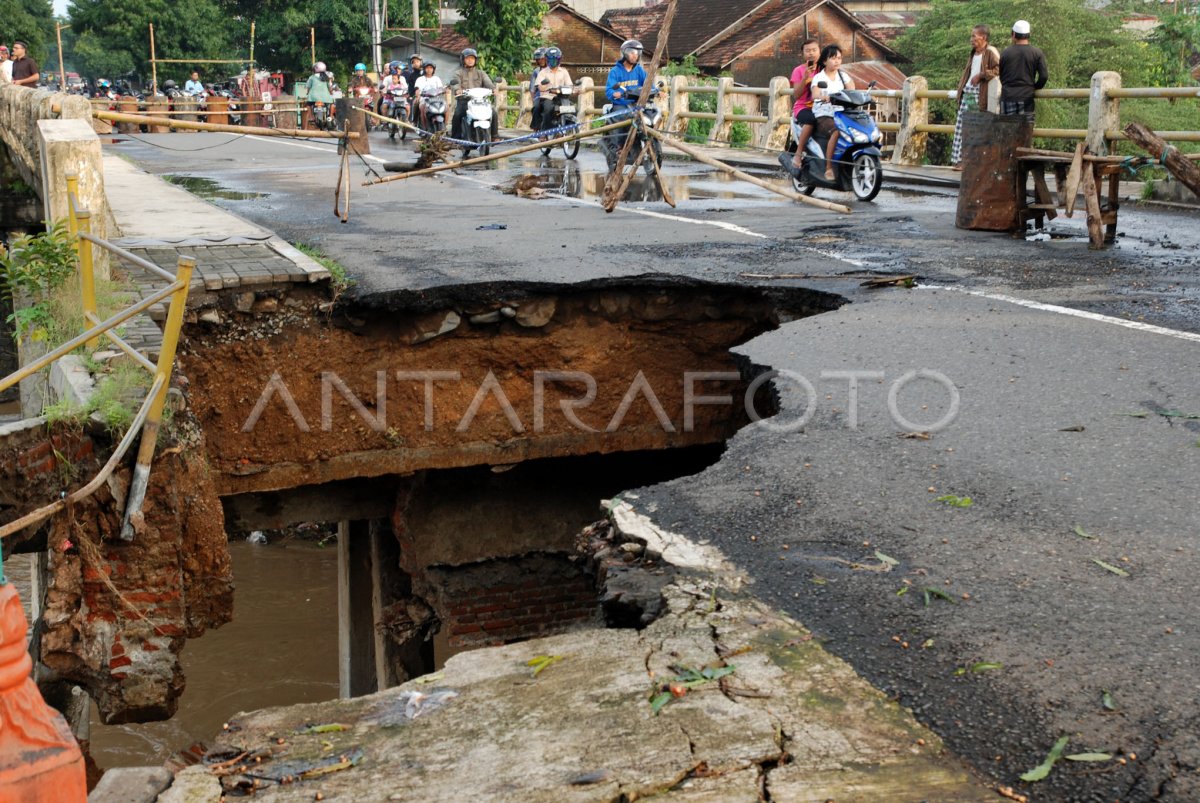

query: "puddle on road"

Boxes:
[163, 175, 267, 201]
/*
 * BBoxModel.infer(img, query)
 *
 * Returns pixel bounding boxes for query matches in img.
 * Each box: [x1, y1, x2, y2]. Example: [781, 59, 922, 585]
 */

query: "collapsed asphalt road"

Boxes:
[112, 132, 1200, 799]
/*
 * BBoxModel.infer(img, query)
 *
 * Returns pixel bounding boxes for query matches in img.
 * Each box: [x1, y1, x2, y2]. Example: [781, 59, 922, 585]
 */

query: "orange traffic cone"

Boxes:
[0, 581, 87, 802]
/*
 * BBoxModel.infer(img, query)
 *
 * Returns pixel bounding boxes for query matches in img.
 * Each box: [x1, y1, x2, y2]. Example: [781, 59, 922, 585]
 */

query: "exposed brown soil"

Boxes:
[181, 285, 787, 495]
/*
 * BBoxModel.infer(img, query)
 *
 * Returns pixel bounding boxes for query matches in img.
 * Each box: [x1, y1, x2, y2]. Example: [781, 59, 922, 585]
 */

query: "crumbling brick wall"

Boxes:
[424, 555, 601, 648]
[35, 429, 233, 724]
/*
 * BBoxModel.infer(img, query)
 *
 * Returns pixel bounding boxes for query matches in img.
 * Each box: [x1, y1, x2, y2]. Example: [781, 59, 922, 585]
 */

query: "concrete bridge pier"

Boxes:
[337, 519, 432, 698]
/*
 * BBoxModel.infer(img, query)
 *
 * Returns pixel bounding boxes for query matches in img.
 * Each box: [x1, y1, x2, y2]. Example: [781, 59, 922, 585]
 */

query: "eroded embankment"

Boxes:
[179, 276, 843, 496]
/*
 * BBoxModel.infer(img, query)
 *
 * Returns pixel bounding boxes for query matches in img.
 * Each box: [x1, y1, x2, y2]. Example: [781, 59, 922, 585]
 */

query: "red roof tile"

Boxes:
[694, 0, 824, 67]
[600, 5, 669, 56]
[842, 60, 907, 92]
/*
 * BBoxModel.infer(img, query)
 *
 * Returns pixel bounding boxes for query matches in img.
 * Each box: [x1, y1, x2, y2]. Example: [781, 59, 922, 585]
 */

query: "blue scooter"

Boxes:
[780, 80, 883, 202]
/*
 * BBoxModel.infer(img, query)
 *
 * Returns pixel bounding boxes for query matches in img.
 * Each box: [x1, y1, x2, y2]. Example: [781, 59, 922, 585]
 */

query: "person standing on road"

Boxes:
[787, 38, 821, 175]
[999, 20, 1048, 128]
[951, 25, 1001, 169]
[449, 48, 495, 140]
[9, 42, 39, 88]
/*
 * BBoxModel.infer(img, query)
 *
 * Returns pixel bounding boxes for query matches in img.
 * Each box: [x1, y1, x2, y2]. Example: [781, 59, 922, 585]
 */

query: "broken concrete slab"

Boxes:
[88, 766, 173, 803]
[195, 528, 991, 801]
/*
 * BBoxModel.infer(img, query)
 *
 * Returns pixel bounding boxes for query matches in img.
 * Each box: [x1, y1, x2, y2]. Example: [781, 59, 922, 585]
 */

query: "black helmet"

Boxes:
[163, 79, 176, 89]
[620, 39, 643, 61]
[460, 47, 478, 65]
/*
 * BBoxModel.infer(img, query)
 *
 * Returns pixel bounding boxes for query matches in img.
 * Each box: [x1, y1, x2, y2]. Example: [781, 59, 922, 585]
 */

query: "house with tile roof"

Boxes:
[602, 0, 904, 87]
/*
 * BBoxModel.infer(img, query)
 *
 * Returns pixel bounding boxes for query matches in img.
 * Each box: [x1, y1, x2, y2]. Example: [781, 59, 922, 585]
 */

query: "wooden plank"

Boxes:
[1124, 121, 1200, 197]
[1027, 203, 1059, 210]
[1062, 143, 1085, 217]
[1082, 163, 1104, 249]
[1031, 166, 1058, 220]
[1105, 171, 1120, 243]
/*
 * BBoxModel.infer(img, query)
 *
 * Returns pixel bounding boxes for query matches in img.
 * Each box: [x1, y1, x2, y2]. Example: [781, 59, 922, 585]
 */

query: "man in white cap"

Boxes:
[999, 20, 1048, 126]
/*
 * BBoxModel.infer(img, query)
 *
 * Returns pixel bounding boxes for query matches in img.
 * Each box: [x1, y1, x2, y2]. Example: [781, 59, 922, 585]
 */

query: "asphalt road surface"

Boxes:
[115, 132, 1200, 800]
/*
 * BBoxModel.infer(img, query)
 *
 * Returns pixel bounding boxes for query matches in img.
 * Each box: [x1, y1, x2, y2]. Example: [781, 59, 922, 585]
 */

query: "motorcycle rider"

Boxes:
[401, 54, 423, 121]
[379, 61, 407, 116]
[534, 47, 572, 136]
[304, 61, 336, 126]
[604, 39, 647, 156]
[184, 70, 205, 97]
[415, 61, 445, 129]
[449, 47, 496, 140]
[529, 47, 547, 131]
[349, 62, 375, 124]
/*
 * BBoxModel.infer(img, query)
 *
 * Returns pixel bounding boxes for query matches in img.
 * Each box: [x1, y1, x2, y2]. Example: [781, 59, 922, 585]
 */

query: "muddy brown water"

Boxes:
[87, 541, 339, 768]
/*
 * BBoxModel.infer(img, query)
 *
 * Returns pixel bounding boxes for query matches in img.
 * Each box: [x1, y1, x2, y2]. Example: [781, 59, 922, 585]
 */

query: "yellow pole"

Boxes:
[311, 28, 316, 69]
[249, 20, 256, 74]
[150, 23, 157, 95]
[120, 255, 194, 541]
[65, 173, 79, 252]
[76, 210, 98, 351]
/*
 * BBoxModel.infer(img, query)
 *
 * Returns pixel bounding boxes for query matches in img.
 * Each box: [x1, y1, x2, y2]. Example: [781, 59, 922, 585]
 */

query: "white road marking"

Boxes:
[447, 171, 773, 239]
[245, 134, 388, 163]
[381, 161, 1200, 343]
[923, 284, 1200, 344]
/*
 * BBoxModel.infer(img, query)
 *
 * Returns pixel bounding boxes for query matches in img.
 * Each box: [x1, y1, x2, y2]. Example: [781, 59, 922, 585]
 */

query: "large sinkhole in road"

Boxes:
[88, 277, 843, 766]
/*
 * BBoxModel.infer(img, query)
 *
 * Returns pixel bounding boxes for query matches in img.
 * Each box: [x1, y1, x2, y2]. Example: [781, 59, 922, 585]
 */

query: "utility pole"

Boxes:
[413, 0, 422, 56]
[368, 0, 384, 74]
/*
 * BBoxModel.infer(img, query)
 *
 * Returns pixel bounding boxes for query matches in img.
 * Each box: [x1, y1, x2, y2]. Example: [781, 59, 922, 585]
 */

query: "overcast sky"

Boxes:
[53, 0, 69, 17]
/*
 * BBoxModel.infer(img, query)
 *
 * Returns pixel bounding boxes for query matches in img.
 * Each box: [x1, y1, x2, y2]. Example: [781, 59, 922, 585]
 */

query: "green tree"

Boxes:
[0, 0, 55, 63]
[896, 0, 1150, 92]
[454, 0, 548, 81]
[895, 0, 1153, 140]
[219, 0, 370, 83]
[69, 0, 240, 84]
[388, 0, 440, 33]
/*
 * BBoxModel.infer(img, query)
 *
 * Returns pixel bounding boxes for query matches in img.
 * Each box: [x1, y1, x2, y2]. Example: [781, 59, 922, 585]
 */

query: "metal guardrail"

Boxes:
[0, 172, 194, 543]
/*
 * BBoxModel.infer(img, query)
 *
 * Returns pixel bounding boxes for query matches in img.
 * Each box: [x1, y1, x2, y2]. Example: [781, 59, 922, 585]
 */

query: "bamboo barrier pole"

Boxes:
[90, 109, 356, 139]
[646, 128, 851, 214]
[363, 120, 632, 186]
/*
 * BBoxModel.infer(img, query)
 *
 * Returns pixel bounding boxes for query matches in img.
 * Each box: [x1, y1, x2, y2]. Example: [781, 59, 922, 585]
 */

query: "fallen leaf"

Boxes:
[298, 723, 348, 734]
[1156, 409, 1200, 419]
[1020, 735, 1070, 782]
[899, 431, 932, 440]
[1058, 425, 1086, 432]
[1092, 559, 1130, 577]
[923, 587, 957, 607]
[935, 494, 973, 508]
[1115, 411, 1148, 418]
[527, 655, 564, 677]
[1101, 690, 1117, 711]
[875, 551, 899, 567]
[650, 691, 673, 714]
[1073, 525, 1097, 540]
[1065, 753, 1113, 762]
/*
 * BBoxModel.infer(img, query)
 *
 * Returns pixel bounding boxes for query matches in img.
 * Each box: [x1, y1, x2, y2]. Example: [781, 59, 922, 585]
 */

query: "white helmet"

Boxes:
[314, 61, 327, 73]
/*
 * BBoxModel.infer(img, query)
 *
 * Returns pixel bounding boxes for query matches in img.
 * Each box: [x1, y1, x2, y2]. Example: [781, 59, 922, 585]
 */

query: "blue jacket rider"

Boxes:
[606, 39, 646, 108]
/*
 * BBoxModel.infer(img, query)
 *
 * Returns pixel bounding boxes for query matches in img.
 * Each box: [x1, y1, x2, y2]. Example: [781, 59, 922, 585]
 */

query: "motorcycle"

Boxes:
[460, 87, 494, 157]
[309, 100, 337, 131]
[539, 84, 580, 160]
[600, 85, 665, 176]
[780, 80, 883, 202]
[382, 87, 410, 140]
[354, 85, 376, 129]
[419, 90, 447, 135]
